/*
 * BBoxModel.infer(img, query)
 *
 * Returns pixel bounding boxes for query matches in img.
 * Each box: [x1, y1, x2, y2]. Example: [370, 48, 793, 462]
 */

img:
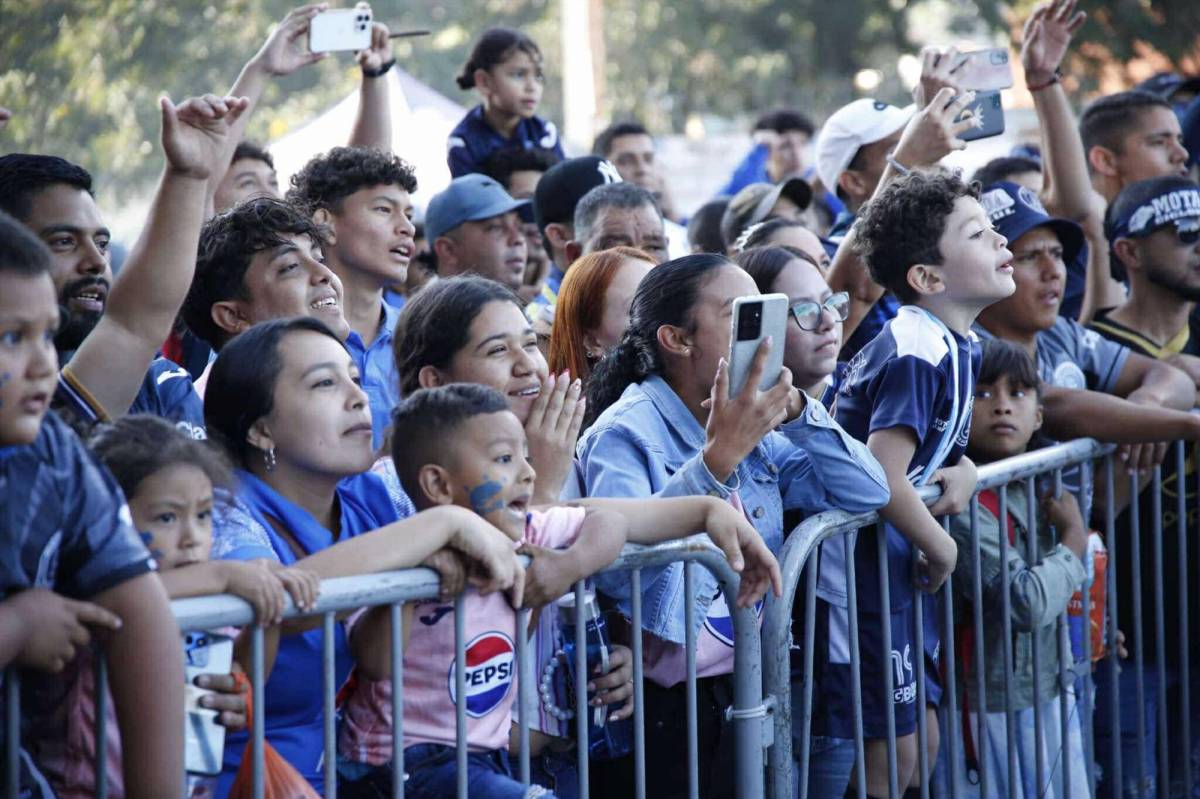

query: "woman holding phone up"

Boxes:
[567, 253, 889, 798]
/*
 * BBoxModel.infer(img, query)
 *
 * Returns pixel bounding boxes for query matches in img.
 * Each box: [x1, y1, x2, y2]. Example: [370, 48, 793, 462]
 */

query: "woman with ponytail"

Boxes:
[446, 27, 565, 177]
[570, 253, 890, 798]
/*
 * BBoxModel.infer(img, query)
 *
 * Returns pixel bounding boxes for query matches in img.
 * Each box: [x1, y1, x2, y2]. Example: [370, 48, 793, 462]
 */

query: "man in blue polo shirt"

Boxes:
[0, 93, 247, 439]
[287, 146, 418, 447]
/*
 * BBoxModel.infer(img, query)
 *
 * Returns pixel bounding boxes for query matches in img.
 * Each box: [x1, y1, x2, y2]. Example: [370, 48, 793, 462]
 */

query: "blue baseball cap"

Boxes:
[1106, 177, 1200, 244]
[979, 181, 1084, 264]
[425, 173, 531, 242]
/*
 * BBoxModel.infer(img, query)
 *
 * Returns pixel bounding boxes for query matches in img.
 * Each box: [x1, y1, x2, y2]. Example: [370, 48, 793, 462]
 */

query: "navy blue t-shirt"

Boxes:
[824, 306, 979, 612]
[447, 104, 565, 178]
[823, 210, 904, 360]
[55, 356, 206, 440]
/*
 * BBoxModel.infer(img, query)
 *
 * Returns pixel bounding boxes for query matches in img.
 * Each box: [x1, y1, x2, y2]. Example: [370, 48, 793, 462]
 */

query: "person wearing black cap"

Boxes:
[1092, 177, 1200, 369]
[529, 155, 622, 321]
[1087, 176, 1200, 799]
[975, 181, 1191, 408]
[424, 173, 530, 292]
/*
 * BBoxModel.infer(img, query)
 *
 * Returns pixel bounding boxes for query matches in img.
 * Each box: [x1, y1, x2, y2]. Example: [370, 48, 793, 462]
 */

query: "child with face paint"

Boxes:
[337, 384, 781, 799]
[26, 414, 319, 799]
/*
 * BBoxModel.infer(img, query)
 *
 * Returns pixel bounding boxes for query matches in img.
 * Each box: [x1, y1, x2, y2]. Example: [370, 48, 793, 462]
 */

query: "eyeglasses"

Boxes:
[789, 292, 850, 331]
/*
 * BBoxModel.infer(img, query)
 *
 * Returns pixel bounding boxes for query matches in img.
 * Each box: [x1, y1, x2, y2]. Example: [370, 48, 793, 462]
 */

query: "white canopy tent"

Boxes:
[268, 67, 467, 218]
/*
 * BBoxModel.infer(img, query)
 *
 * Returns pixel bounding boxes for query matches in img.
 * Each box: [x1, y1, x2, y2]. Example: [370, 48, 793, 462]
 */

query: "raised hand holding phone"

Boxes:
[701, 337, 800, 484]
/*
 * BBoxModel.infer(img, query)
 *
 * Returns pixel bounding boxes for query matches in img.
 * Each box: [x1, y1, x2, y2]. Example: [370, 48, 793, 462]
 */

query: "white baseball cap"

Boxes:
[815, 98, 913, 193]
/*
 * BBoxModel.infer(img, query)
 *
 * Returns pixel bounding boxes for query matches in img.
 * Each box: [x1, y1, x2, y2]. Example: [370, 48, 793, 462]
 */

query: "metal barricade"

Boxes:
[3, 539, 766, 799]
[762, 435, 1172, 799]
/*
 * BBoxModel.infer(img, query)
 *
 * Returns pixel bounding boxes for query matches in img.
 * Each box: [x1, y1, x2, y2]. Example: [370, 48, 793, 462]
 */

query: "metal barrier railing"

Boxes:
[3, 538, 765, 799]
[764, 435, 1198, 799]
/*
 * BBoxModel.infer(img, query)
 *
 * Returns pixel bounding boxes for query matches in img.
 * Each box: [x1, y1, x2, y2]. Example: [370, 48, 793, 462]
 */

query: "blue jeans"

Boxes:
[345, 744, 555, 799]
[530, 747, 578, 799]
[800, 735, 857, 799]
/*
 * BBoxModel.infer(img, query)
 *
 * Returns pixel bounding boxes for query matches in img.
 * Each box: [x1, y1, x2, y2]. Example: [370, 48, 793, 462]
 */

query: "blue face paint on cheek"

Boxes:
[0, 372, 10, 407]
[468, 479, 507, 516]
[138, 531, 165, 563]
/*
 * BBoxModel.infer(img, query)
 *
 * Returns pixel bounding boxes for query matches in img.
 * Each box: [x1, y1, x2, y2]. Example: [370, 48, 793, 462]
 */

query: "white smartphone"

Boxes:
[308, 7, 373, 53]
[955, 47, 1014, 91]
[728, 293, 789, 398]
[183, 631, 234, 776]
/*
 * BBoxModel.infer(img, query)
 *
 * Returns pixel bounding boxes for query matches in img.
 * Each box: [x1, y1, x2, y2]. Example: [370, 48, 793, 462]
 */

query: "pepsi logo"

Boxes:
[703, 589, 764, 648]
[448, 631, 515, 718]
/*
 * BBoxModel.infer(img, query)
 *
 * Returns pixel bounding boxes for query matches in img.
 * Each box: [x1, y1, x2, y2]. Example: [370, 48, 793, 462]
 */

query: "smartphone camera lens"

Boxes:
[737, 302, 763, 341]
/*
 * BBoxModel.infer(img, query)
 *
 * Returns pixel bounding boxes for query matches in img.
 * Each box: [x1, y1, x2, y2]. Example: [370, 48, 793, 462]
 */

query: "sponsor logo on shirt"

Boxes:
[703, 589, 764, 647]
[891, 644, 916, 704]
[448, 631, 515, 717]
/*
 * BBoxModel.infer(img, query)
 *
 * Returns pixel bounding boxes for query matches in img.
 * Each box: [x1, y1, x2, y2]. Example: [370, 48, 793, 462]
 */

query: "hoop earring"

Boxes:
[264, 446, 277, 472]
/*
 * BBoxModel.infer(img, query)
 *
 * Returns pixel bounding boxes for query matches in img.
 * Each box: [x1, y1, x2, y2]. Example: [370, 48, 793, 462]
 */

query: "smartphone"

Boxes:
[728, 294, 789, 398]
[958, 90, 1005, 141]
[955, 47, 1014, 91]
[308, 7, 373, 53]
[183, 631, 234, 775]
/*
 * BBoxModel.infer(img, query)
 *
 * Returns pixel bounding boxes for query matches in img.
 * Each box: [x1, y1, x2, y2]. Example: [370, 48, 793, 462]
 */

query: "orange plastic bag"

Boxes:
[227, 677, 320, 799]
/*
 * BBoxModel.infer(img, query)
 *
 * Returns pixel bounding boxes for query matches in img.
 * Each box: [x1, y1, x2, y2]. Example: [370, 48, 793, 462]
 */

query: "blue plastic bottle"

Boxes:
[555, 590, 632, 761]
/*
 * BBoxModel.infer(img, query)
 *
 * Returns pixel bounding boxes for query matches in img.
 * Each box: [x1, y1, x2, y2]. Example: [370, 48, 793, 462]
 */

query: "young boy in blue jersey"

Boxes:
[447, 28, 565, 178]
[813, 168, 1017, 798]
[0, 209, 186, 797]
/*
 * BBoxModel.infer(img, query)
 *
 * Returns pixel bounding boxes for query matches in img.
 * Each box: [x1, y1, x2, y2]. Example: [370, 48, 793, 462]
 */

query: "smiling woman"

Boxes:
[394, 275, 586, 503]
[201, 316, 523, 795]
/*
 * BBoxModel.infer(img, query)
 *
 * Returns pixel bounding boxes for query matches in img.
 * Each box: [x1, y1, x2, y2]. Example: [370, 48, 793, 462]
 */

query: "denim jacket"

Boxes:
[564, 375, 889, 643]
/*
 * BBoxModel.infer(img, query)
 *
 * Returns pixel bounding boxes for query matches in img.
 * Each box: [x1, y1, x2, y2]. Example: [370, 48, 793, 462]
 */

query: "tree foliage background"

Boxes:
[1, 0, 1197, 198]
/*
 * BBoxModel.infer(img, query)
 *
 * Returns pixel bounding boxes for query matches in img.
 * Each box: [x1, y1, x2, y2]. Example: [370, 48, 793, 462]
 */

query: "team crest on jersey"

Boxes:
[448, 631, 515, 717]
[703, 589, 764, 647]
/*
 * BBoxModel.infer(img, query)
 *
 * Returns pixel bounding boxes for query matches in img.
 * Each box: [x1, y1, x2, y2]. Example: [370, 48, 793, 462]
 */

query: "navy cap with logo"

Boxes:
[1106, 176, 1200, 245]
[533, 156, 622, 233]
[425, 173, 531, 242]
[979, 181, 1084, 264]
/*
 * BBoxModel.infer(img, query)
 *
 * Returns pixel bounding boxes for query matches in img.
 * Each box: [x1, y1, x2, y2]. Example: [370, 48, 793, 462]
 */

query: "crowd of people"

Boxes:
[3, 0, 1200, 796]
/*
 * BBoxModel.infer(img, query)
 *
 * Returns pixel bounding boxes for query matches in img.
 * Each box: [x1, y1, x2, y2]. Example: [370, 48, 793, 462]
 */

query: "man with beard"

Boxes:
[1091, 178, 1200, 373]
[0, 92, 247, 439]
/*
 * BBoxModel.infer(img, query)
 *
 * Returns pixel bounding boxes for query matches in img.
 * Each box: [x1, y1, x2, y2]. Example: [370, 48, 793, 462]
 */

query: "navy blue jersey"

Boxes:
[54, 357, 205, 440]
[0, 411, 153, 599]
[1, 412, 154, 796]
[446, 105, 565, 178]
[825, 305, 980, 612]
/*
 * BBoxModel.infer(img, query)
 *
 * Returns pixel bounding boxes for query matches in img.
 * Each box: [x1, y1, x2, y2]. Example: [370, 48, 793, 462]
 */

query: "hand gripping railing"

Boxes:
[4, 537, 766, 799]
[763, 436, 1123, 799]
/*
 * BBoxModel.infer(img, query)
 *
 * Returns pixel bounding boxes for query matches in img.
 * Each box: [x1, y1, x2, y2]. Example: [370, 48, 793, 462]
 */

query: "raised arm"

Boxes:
[64, 94, 247, 418]
[1020, 0, 1123, 322]
[349, 18, 394, 151]
[204, 4, 328, 214]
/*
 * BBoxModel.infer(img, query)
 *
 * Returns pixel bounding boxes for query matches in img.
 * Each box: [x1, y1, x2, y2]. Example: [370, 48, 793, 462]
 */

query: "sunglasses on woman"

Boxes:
[789, 291, 850, 332]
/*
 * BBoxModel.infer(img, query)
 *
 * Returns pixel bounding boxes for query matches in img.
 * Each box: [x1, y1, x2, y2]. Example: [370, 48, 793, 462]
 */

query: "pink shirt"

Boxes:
[339, 506, 587, 763]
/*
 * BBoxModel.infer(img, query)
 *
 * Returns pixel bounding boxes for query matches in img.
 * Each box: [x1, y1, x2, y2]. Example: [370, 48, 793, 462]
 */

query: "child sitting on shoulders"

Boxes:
[447, 27, 565, 178]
